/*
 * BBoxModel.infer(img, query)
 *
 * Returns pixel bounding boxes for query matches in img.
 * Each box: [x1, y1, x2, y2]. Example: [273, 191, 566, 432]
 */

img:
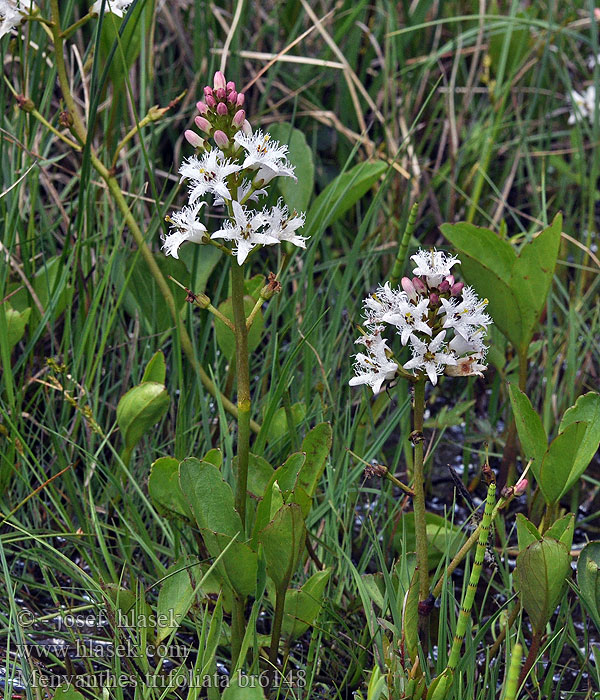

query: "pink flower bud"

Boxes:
[213, 130, 230, 148]
[195, 115, 212, 134]
[429, 293, 439, 304]
[236, 93, 245, 107]
[184, 129, 203, 148]
[438, 280, 450, 293]
[196, 100, 208, 115]
[226, 80, 236, 91]
[413, 277, 427, 294]
[213, 71, 226, 90]
[232, 109, 246, 127]
[401, 276, 416, 299]
[216, 87, 226, 101]
[205, 95, 216, 108]
[446, 275, 455, 286]
[242, 119, 253, 136]
[451, 282, 464, 296]
[203, 86, 213, 96]
[216, 102, 228, 116]
[227, 90, 238, 104]
[514, 478, 528, 497]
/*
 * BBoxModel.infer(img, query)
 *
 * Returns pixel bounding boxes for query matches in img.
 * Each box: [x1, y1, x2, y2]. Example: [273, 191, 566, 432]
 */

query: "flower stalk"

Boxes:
[231, 261, 251, 531]
[412, 377, 430, 617]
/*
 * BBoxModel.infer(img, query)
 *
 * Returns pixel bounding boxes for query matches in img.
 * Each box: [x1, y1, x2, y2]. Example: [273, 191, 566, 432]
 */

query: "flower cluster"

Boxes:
[0, 0, 29, 38]
[162, 71, 306, 265]
[349, 249, 492, 393]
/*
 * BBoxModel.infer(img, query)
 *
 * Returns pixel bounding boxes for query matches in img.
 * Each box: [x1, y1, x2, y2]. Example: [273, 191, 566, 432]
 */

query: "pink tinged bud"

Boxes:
[204, 86, 213, 96]
[213, 130, 230, 148]
[242, 119, 252, 136]
[213, 71, 227, 90]
[184, 130, 203, 148]
[226, 80, 236, 91]
[205, 95, 216, 108]
[236, 92, 245, 106]
[413, 277, 427, 294]
[216, 87, 226, 100]
[227, 90, 238, 104]
[451, 282, 464, 296]
[429, 293, 439, 304]
[196, 100, 208, 115]
[514, 479, 528, 497]
[438, 280, 450, 293]
[216, 102, 228, 116]
[401, 276, 416, 298]
[195, 115, 212, 134]
[232, 109, 246, 127]
[446, 275, 455, 286]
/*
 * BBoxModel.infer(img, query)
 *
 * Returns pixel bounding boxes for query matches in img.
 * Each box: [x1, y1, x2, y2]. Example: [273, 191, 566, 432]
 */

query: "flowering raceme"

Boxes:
[349, 249, 492, 393]
[162, 71, 306, 265]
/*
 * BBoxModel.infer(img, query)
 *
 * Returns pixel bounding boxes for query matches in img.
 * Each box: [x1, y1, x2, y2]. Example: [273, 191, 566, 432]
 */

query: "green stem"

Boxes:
[447, 481, 496, 671]
[389, 200, 418, 288]
[267, 588, 286, 693]
[517, 631, 542, 689]
[412, 378, 430, 613]
[488, 602, 521, 661]
[246, 292, 266, 331]
[432, 494, 505, 599]
[60, 10, 94, 39]
[230, 594, 245, 669]
[499, 349, 528, 487]
[504, 642, 523, 700]
[231, 262, 251, 529]
[229, 261, 251, 667]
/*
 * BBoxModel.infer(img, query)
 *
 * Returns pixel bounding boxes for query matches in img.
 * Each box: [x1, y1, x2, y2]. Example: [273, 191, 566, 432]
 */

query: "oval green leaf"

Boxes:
[116, 381, 169, 450]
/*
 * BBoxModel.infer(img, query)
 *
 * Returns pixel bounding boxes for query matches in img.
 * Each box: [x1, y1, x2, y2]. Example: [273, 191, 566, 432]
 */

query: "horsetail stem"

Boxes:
[447, 481, 497, 672]
[503, 643, 523, 700]
[389, 200, 419, 288]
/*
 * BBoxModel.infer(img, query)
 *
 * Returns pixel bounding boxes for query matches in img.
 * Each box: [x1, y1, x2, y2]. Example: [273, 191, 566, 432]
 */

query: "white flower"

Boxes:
[403, 331, 457, 385]
[179, 150, 241, 204]
[445, 356, 487, 378]
[91, 0, 132, 17]
[263, 200, 307, 248]
[0, 0, 27, 38]
[588, 53, 600, 70]
[382, 297, 432, 345]
[349, 335, 398, 394]
[213, 180, 266, 208]
[448, 330, 486, 357]
[211, 200, 278, 265]
[568, 86, 597, 125]
[411, 249, 460, 287]
[162, 202, 207, 259]
[234, 130, 296, 182]
[447, 331, 488, 377]
[440, 286, 491, 337]
[363, 282, 405, 327]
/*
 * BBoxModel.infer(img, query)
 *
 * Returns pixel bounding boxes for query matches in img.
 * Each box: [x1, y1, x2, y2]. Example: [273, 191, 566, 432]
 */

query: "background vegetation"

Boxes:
[1, 1, 599, 698]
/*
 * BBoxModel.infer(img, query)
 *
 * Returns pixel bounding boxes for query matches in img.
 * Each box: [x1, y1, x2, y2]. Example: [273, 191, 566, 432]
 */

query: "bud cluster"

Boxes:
[349, 249, 493, 393]
[162, 71, 307, 265]
[186, 71, 246, 150]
